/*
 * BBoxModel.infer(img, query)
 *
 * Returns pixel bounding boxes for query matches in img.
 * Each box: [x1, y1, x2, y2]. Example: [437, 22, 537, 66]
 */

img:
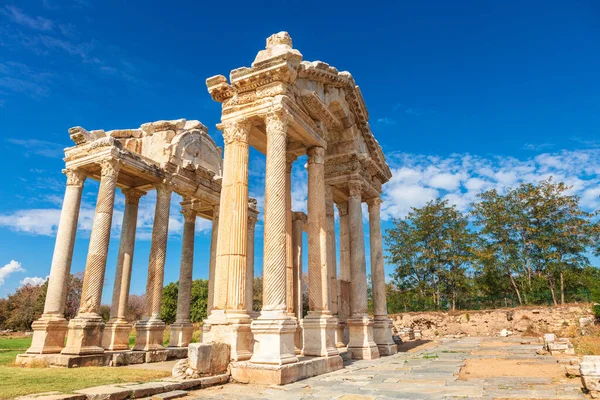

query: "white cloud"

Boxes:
[20, 276, 46, 286]
[1, 6, 54, 31]
[0, 260, 24, 286]
[382, 149, 600, 220]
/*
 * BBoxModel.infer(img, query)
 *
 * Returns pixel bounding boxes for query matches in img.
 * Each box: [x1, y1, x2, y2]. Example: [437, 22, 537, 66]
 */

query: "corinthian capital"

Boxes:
[307, 146, 325, 165]
[265, 108, 289, 135]
[122, 188, 146, 205]
[100, 158, 121, 178]
[64, 169, 86, 187]
[348, 181, 362, 198]
[222, 120, 252, 144]
[367, 197, 383, 209]
[181, 208, 197, 223]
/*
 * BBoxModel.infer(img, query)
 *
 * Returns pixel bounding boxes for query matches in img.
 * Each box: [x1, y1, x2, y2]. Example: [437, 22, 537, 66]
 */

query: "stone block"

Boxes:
[151, 390, 188, 400]
[188, 342, 230, 375]
[145, 350, 168, 363]
[16, 393, 86, 400]
[581, 355, 600, 397]
[166, 347, 188, 360]
[74, 385, 133, 400]
[200, 373, 230, 388]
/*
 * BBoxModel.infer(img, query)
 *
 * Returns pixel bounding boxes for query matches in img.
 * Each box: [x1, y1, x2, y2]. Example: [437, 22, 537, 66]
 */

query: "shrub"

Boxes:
[593, 304, 600, 321]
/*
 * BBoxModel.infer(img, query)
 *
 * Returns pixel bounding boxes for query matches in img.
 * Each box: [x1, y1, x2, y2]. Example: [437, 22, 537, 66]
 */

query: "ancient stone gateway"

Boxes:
[203, 32, 395, 384]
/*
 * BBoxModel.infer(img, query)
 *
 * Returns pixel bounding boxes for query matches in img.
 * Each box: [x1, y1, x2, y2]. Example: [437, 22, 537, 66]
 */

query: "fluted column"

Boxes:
[207, 205, 219, 315]
[302, 146, 338, 357]
[102, 188, 145, 351]
[133, 182, 172, 351]
[337, 202, 351, 346]
[28, 169, 86, 354]
[292, 211, 307, 352]
[368, 197, 396, 355]
[246, 206, 258, 315]
[203, 120, 253, 362]
[62, 158, 121, 355]
[346, 181, 379, 360]
[169, 207, 196, 347]
[285, 154, 296, 316]
[250, 109, 297, 365]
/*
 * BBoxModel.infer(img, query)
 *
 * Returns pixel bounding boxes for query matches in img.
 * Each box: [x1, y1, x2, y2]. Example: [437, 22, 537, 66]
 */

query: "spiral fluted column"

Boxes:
[28, 169, 86, 354]
[368, 197, 396, 355]
[246, 207, 258, 315]
[169, 206, 196, 347]
[62, 159, 120, 355]
[285, 155, 296, 316]
[302, 146, 338, 358]
[346, 181, 379, 360]
[133, 182, 172, 351]
[103, 188, 145, 351]
[326, 186, 343, 348]
[336, 202, 351, 346]
[250, 109, 298, 365]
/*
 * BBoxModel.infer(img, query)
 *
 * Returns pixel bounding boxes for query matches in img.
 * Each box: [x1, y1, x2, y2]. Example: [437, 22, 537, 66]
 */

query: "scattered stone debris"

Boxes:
[399, 327, 415, 341]
[499, 329, 513, 337]
[413, 329, 422, 340]
[172, 343, 230, 379]
[580, 356, 600, 398]
[539, 333, 575, 355]
[557, 357, 582, 377]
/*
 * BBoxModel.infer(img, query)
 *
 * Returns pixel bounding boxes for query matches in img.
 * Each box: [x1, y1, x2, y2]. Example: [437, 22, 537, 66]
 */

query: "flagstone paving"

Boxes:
[187, 337, 588, 399]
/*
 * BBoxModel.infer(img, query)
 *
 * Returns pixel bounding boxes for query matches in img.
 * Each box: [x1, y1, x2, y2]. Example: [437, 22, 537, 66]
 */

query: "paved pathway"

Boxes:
[187, 337, 588, 399]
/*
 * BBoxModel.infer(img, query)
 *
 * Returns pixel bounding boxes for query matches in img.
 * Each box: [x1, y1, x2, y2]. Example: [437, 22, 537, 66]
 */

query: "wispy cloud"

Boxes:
[0, 260, 24, 286]
[6, 138, 65, 158]
[375, 118, 396, 126]
[0, 6, 53, 32]
[523, 142, 554, 151]
[20, 276, 46, 286]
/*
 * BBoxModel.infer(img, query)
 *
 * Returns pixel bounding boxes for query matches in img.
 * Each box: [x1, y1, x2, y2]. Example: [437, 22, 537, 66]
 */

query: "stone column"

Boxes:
[62, 159, 121, 355]
[292, 211, 307, 351]
[368, 197, 396, 355]
[203, 120, 253, 362]
[285, 154, 296, 317]
[102, 188, 145, 351]
[302, 146, 338, 357]
[206, 205, 219, 315]
[28, 169, 86, 354]
[246, 204, 259, 316]
[169, 207, 196, 348]
[326, 186, 343, 348]
[337, 202, 351, 346]
[346, 181, 379, 360]
[133, 182, 172, 351]
[250, 109, 298, 365]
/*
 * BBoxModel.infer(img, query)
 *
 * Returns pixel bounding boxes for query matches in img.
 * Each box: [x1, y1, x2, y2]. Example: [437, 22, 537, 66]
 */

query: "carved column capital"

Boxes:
[248, 213, 259, 229]
[366, 197, 383, 209]
[100, 158, 121, 178]
[307, 146, 325, 164]
[265, 108, 289, 135]
[336, 202, 348, 217]
[64, 169, 86, 187]
[181, 208, 197, 223]
[122, 188, 146, 205]
[292, 211, 307, 224]
[155, 181, 172, 196]
[222, 120, 252, 144]
[348, 181, 362, 198]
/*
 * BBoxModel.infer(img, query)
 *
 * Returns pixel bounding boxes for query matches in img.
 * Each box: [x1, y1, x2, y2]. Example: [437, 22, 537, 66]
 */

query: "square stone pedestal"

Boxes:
[301, 314, 338, 357]
[27, 315, 68, 354]
[250, 313, 298, 365]
[335, 320, 347, 348]
[133, 318, 166, 351]
[347, 316, 380, 360]
[373, 317, 397, 356]
[61, 315, 105, 355]
[203, 315, 253, 361]
[169, 322, 194, 347]
[102, 320, 132, 351]
[231, 354, 343, 385]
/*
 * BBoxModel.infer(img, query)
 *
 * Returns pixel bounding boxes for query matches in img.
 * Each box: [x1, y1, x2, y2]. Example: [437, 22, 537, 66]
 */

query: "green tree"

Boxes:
[160, 282, 179, 325]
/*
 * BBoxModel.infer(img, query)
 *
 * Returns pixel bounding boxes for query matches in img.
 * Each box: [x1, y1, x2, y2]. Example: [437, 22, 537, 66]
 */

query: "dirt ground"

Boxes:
[459, 358, 564, 380]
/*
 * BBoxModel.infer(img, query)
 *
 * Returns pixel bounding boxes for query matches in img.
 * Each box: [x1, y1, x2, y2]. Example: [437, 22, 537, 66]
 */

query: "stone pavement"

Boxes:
[186, 337, 588, 399]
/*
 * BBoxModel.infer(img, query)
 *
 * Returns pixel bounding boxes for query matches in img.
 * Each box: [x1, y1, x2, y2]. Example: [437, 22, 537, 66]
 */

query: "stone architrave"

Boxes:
[346, 181, 379, 360]
[28, 169, 86, 354]
[103, 188, 145, 351]
[292, 211, 307, 352]
[203, 120, 253, 362]
[207, 205, 219, 314]
[250, 109, 298, 366]
[367, 197, 396, 355]
[169, 206, 197, 348]
[133, 182, 172, 351]
[336, 202, 351, 346]
[62, 159, 121, 355]
[326, 186, 343, 348]
[246, 204, 259, 316]
[302, 146, 338, 358]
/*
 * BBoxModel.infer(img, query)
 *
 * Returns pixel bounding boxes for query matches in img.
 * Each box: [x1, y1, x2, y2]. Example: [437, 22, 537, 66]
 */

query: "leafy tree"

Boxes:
[160, 279, 210, 325]
[160, 282, 179, 325]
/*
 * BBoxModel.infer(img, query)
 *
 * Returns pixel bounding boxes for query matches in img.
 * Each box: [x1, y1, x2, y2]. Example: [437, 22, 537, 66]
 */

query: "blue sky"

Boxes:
[0, 1, 599, 299]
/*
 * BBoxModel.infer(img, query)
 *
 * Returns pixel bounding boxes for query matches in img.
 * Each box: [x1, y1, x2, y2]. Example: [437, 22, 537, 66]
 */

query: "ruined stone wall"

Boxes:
[390, 304, 593, 339]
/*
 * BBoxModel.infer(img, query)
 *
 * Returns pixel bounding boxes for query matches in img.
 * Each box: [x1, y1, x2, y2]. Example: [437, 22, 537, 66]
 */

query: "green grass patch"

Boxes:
[421, 352, 439, 359]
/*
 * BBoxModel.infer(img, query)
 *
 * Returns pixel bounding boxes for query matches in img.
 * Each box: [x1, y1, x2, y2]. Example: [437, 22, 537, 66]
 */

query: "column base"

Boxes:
[335, 319, 347, 348]
[101, 319, 132, 351]
[169, 321, 194, 347]
[133, 318, 166, 351]
[347, 315, 380, 360]
[202, 310, 253, 361]
[373, 317, 397, 356]
[301, 312, 338, 357]
[250, 311, 298, 366]
[61, 314, 105, 355]
[27, 314, 68, 354]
